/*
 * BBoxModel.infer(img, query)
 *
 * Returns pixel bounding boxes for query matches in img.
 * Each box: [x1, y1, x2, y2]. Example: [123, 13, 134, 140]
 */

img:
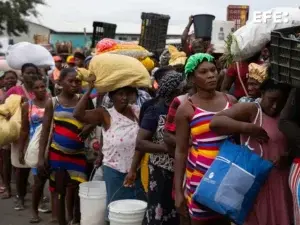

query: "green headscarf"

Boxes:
[184, 53, 215, 78]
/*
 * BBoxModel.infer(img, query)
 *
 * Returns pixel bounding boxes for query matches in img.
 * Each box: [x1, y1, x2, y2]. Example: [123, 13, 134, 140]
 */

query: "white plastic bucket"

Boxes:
[108, 199, 147, 225]
[79, 181, 107, 225]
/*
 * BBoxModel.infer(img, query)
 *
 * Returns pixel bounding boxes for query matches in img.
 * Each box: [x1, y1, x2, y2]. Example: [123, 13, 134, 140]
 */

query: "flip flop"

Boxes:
[30, 217, 41, 224]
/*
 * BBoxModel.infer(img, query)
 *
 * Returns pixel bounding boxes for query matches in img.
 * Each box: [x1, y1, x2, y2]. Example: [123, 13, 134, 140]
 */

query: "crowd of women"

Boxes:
[0, 16, 299, 225]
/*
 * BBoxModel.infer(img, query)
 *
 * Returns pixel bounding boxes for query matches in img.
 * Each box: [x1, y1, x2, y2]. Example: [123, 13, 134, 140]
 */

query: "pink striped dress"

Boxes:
[185, 97, 231, 221]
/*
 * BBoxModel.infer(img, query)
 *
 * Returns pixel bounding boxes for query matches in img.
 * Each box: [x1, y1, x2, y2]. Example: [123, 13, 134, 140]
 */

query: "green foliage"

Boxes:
[219, 33, 239, 68]
[0, 0, 45, 36]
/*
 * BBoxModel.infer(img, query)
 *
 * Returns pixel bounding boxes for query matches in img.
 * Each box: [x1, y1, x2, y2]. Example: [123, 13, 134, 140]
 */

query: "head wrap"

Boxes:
[184, 53, 214, 78]
[66, 56, 75, 64]
[157, 70, 184, 102]
[248, 63, 268, 83]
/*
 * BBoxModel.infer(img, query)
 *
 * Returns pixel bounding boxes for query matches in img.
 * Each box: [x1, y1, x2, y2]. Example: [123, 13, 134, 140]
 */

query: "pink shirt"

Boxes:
[6, 85, 35, 99]
[6, 85, 51, 100]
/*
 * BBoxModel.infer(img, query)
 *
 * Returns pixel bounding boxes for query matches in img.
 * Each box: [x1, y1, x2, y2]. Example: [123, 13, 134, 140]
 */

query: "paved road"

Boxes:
[1, 174, 52, 225]
[0, 194, 52, 225]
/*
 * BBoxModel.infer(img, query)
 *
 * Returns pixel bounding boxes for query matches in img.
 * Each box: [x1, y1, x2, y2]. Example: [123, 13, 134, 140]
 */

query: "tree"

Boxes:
[0, 0, 45, 36]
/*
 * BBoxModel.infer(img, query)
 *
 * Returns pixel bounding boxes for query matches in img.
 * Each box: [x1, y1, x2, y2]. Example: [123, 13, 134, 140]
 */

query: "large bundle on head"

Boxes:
[230, 7, 300, 62]
[77, 53, 151, 93]
[168, 45, 187, 66]
[6, 42, 54, 70]
[95, 38, 154, 71]
[0, 94, 22, 146]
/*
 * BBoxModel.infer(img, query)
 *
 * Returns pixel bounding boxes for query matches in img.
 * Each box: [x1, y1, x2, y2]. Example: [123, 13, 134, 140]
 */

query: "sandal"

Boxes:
[30, 217, 41, 224]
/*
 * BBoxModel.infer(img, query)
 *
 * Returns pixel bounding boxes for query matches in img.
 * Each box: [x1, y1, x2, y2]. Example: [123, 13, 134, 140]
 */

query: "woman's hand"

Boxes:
[246, 124, 269, 144]
[19, 151, 25, 165]
[188, 15, 193, 25]
[123, 169, 137, 188]
[78, 125, 94, 141]
[86, 74, 96, 90]
[94, 153, 103, 168]
[37, 157, 48, 176]
[175, 191, 188, 217]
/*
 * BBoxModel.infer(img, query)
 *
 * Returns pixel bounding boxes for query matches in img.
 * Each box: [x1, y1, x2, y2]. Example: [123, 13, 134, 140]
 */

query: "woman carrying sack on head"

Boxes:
[73, 75, 145, 222]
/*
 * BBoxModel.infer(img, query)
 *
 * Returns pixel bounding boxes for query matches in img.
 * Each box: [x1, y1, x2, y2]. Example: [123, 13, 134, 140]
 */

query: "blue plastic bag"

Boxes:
[192, 139, 273, 225]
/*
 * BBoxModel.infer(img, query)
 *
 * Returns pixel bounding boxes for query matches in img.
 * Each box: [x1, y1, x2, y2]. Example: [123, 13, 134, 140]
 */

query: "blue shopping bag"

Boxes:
[192, 139, 273, 225]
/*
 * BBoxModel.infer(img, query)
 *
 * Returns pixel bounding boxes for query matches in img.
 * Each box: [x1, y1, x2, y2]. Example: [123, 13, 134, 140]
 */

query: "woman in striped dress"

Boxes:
[38, 68, 90, 225]
[174, 53, 236, 225]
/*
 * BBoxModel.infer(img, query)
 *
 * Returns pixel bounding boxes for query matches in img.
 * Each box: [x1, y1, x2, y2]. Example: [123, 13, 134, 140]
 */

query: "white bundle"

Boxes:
[231, 7, 300, 61]
[6, 42, 54, 70]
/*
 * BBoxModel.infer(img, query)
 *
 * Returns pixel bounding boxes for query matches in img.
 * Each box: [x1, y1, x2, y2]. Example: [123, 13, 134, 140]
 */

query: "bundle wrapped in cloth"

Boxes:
[0, 94, 22, 146]
[6, 42, 54, 70]
[231, 7, 300, 61]
[96, 38, 152, 59]
[77, 53, 151, 93]
[95, 38, 155, 71]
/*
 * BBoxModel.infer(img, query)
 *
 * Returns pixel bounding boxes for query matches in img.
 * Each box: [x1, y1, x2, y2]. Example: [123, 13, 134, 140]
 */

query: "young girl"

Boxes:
[18, 77, 51, 223]
[38, 68, 88, 225]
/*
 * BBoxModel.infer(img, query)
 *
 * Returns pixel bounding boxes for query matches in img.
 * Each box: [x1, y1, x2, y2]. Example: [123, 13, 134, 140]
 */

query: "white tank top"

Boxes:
[102, 105, 139, 173]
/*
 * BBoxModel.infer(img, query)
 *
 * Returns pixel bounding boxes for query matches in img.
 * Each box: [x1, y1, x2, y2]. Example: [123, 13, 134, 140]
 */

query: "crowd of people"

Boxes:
[0, 16, 299, 225]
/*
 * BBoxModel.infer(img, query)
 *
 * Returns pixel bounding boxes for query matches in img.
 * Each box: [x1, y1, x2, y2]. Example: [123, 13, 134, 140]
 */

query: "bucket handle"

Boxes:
[89, 166, 98, 181]
[107, 184, 145, 210]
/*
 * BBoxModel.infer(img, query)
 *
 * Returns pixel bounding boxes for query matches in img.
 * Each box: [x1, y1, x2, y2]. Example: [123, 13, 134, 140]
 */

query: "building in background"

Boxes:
[227, 5, 250, 30]
[3, 21, 181, 53]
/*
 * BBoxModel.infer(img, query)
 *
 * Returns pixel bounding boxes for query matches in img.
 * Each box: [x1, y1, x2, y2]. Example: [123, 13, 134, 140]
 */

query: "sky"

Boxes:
[29, 0, 300, 34]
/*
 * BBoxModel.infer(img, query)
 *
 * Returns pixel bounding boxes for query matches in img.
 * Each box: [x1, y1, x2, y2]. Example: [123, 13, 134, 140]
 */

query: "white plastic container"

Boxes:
[79, 181, 107, 225]
[108, 199, 147, 225]
[211, 20, 236, 53]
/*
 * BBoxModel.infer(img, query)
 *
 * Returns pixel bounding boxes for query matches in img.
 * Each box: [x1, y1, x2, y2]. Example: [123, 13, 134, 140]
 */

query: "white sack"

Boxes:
[231, 7, 300, 61]
[6, 42, 54, 70]
[0, 58, 21, 75]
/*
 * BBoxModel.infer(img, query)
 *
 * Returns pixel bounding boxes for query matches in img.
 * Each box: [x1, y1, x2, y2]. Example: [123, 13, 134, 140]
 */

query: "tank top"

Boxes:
[102, 105, 140, 173]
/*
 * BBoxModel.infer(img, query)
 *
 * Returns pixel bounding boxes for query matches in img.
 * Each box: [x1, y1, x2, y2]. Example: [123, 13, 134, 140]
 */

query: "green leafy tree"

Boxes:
[0, 0, 45, 36]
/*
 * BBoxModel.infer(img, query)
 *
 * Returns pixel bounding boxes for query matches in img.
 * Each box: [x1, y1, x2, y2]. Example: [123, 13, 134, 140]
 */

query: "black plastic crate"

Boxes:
[271, 26, 300, 87]
[91, 21, 117, 48]
[139, 12, 170, 53]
